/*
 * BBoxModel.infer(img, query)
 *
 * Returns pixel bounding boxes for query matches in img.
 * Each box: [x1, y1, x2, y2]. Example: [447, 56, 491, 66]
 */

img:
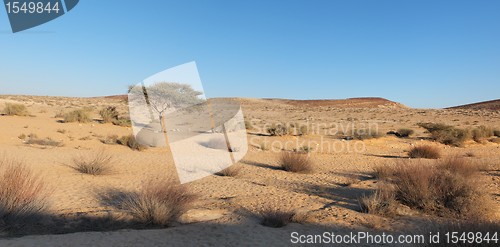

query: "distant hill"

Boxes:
[446, 99, 500, 111]
[102, 95, 407, 109]
[261, 97, 407, 109]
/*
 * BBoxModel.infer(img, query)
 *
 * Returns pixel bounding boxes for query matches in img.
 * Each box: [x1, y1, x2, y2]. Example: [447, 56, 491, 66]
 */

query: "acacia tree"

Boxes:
[142, 82, 204, 131]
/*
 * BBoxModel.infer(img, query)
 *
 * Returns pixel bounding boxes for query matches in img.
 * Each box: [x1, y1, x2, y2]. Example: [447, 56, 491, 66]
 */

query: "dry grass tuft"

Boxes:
[408, 145, 441, 159]
[279, 151, 313, 173]
[71, 151, 114, 175]
[359, 184, 398, 216]
[0, 157, 48, 231]
[117, 179, 196, 226]
[3, 103, 29, 116]
[259, 208, 298, 228]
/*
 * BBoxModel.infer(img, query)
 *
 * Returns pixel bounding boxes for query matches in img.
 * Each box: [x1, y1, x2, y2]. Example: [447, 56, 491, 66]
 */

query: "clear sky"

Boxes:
[1, 0, 499, 108]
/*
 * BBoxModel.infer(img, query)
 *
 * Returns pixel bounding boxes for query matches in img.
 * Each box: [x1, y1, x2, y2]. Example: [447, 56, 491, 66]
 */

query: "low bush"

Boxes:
[279, 151, 313, 173]
[101, 135, 119, 145]
[99, 106, 119, 123]
[359, 184, 398, 216]
[408, 145, 441, 159]
[0, 157, 48, 231]
[494, 130, 500, 137]
[71, 151, 114, 175]
[25, 136, 63, 147]
[118, 135, 148, 151]
[396, 128, 414, 138]
[3, 103, 29, 116]
[267, 123, 289, 136]
[418, 123, 469, 146]
[368, 159, 489, 219]
[64, 109, 91, 123]
[471, 126, 494, 142]
[259, 208, 297, 228]
[119, 179, 196, 226]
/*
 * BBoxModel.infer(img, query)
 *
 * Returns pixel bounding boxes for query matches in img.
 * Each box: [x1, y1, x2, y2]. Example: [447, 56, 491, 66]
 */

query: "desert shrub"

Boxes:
[494, 130, 500, 137]
[18, 133, 26, 140]
[389, 159, 487, 218]
[0, 158, 48, 231]
[3, 103, 29, 116]
[471, 126, 494, 142]
[64, 109, 91, 123]
[279, 152, 313, 173]
[25, 136, 63, 147]
[267, 123, 289, 136]
[396, 128, 414, 138]
[112, 118, 131, 127]
[437, 157, 481, 178]
[359, 184, 398, 216]
[99, 106, 119, 123]
[71, 151, 113, 175]
[215, 165, 242, 177]
[119, 180, 196, 226]
[408, 145, 441, 159]
[372, 165, 395, 180]
[118, 135, 148, 151]
[259, 208, 297, 228]
[101, 135, 118, 145]
[418, 123, 469, 146]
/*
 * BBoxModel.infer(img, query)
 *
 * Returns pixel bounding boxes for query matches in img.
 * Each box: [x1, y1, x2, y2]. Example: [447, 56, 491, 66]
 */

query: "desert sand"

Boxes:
[0, 95, 499, 246]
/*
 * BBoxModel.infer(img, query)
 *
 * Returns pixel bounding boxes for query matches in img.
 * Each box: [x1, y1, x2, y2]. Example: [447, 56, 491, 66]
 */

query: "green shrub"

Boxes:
[418, 123, 469, 146]
[64, 109, 91, 123]
[99, 106, 119, 123]
[3, 103, 29, 116]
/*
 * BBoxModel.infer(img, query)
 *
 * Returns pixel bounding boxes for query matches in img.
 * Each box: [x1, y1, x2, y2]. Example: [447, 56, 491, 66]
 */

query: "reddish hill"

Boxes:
[446, 99, 500, 111]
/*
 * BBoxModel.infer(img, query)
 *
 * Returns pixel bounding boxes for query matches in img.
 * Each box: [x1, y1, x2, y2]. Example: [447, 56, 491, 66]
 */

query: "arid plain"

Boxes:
[0, 94, 499, 246]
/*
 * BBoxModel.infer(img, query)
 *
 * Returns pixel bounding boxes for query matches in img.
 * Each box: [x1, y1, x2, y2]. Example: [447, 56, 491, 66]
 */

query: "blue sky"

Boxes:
[0, 0, 499, 108]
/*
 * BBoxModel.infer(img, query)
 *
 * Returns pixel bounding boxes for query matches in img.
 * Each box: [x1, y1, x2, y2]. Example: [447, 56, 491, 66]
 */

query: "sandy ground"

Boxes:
[0, 95, 499, 246]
